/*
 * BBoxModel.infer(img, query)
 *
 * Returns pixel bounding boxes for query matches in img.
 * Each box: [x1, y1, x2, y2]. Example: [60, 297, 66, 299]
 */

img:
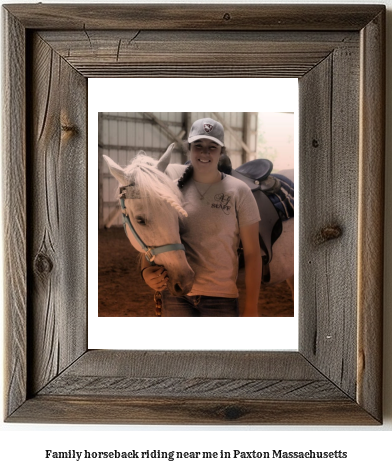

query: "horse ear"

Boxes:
[103, 155, 128, 186]
[156, 143, 175, 173]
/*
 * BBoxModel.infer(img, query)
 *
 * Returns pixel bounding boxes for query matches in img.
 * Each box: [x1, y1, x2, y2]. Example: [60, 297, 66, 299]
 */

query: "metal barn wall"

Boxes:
[98, 112, 258, 228]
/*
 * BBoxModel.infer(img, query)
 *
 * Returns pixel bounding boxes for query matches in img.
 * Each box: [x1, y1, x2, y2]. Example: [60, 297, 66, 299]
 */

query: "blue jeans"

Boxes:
[161, 291, 239, 317]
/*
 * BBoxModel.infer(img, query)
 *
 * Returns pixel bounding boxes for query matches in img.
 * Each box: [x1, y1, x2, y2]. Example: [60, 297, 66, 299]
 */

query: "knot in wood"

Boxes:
[223, 405, 244, 420]
[223, 13, 231, 21]
[315, 225, 342, 245]
[61, 124, 77, 134]
[34, 253, 53, 274]
[60, 111, 77, 139]
[312, 139, 319, 148]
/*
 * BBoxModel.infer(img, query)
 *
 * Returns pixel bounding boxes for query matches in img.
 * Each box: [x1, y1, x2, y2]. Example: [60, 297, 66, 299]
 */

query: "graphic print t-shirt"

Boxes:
[180, 174, 260, 297]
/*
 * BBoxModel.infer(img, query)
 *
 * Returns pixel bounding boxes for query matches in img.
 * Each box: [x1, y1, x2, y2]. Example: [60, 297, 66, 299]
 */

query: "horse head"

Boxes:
[103, 144, 194, 296]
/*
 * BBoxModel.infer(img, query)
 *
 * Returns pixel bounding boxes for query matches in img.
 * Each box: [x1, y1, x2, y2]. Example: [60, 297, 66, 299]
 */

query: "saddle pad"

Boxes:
[267, 174, 294, 221]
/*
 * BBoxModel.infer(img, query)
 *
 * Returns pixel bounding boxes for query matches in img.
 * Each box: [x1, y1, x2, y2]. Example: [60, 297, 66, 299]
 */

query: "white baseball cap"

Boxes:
[188, 118, 225, 147]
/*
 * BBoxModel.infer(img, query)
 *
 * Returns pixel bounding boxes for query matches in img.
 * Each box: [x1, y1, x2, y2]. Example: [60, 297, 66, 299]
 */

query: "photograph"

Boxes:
[98, 112, 295, 317]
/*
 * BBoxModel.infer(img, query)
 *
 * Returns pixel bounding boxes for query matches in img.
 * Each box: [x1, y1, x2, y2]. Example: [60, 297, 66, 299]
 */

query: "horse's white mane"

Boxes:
[123, 154, 187, 217]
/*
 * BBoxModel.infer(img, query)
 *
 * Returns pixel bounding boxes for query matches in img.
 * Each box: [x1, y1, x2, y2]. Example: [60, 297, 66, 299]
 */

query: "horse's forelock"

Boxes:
[123, 157, 186, 217]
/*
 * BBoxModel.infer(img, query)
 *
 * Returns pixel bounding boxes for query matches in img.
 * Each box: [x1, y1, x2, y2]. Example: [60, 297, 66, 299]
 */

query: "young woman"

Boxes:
[142, 118, 261, 317]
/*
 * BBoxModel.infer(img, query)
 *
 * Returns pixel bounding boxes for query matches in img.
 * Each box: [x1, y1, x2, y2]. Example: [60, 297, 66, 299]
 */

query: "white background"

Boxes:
[1, 1, 391, 473]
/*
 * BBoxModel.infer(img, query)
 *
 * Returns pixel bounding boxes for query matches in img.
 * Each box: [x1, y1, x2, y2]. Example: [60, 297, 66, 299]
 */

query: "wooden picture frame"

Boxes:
[3, 4, 385, 424]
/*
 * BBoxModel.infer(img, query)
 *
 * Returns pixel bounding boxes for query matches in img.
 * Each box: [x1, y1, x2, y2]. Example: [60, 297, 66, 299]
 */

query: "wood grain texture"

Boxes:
[357, 9, 385, 422]
[47, 350, 329, 379]
[39, 377, 347, 400]
[299, 42, 360, 399]
[7, 351, 378, 424]
[27, 33, 87, 395]
[4, 4, 384, 30]
[2, 9, 27, 419]
[37, 351, 346, 400]
[38, 30, 358, 78]
[9, 396, 378, 425]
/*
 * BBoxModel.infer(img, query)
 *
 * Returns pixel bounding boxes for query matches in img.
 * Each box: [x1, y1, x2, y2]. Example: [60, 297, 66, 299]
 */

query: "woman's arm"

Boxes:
[239, 222, 261, 317]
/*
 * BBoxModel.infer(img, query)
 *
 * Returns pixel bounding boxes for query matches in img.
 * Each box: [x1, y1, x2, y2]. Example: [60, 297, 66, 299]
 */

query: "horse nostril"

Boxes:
[174, 283, 182, 294]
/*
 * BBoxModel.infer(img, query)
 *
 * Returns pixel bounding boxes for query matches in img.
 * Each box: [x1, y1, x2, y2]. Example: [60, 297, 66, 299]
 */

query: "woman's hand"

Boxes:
[142, 265, 169, 291]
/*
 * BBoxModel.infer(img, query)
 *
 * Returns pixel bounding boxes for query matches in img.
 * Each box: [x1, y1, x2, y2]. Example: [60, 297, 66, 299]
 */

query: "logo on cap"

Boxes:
[203, 123, 213, 133]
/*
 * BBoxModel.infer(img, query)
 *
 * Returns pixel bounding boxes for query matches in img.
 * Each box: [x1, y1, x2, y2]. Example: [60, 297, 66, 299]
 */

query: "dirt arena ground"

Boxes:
[99, 227, 294, 317]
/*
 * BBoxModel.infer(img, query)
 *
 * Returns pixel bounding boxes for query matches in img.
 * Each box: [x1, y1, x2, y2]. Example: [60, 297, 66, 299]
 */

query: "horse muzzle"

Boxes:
[167, 268, 195, 297]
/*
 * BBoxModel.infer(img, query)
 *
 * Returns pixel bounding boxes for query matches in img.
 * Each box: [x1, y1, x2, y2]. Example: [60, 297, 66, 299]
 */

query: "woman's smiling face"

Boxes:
[190, 139, 222, 172]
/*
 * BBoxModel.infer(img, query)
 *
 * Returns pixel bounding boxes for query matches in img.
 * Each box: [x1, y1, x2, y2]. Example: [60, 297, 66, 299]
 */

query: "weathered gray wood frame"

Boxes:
[2, 4, 385, 424]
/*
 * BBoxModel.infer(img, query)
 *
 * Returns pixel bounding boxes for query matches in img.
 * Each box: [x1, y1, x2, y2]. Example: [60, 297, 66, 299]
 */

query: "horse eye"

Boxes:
[135, 216, 146, 225]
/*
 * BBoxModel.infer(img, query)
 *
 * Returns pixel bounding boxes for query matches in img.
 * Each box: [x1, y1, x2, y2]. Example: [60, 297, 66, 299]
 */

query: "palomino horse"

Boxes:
[104, 143, 294, 298]
[103, 145, 194, 297]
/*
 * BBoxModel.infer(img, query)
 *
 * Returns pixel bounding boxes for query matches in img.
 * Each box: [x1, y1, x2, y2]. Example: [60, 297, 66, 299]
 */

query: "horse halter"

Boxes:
[119, 184, 186, 264]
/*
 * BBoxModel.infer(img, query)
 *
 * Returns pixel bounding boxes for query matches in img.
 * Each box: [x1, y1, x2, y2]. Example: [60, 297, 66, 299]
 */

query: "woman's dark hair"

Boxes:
[177, 164, 194, 189]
